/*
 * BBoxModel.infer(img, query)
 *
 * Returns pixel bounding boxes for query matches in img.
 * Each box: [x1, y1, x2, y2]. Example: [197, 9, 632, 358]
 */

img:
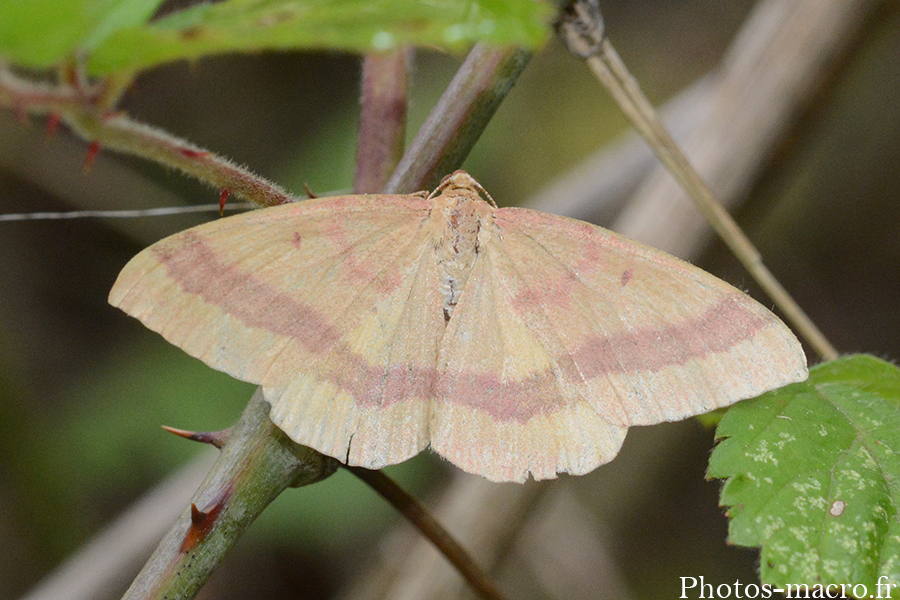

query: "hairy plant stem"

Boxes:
[0, 67, 295, 208]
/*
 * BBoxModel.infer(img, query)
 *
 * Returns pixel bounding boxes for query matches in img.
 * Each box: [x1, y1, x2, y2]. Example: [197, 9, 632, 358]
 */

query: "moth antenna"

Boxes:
[428, 174, 455, 199]
[469, 178, 497, 208]
[429, 171, 498, 207]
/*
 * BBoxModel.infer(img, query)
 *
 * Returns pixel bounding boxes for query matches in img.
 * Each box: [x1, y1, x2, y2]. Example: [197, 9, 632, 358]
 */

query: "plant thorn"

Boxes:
[180, 148, 208, 159]
[218, 188, 231, 215]
[181, 499, 225, 552]
[161, 425, 231, 449]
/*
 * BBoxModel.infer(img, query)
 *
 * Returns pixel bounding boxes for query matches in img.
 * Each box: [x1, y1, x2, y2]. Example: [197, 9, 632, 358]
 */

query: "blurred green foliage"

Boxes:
[0, 0, 164, 67]
[0, 0, 551, 73]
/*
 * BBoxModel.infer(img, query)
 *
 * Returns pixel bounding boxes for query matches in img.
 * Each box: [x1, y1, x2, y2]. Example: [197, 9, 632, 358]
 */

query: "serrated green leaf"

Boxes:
[709, 354, 900, 595]
[86, 0, 552, 75]
[0, 0, 164, 68]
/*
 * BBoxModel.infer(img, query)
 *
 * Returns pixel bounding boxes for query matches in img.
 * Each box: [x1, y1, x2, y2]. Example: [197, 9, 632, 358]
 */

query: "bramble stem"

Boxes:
[121, 391, 338, 600]
[0, 67, 294, 208]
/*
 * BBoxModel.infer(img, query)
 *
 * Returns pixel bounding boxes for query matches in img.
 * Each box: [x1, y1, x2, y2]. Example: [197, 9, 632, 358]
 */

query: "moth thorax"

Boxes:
[435, 194, 486, 321]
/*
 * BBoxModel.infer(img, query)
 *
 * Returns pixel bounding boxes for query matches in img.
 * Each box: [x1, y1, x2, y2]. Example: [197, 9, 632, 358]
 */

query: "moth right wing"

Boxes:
[430, 240, 628, 483]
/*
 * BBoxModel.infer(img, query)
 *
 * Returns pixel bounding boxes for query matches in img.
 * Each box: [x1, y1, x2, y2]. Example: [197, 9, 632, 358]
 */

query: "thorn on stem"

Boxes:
[181, 499, 226, 552]
[180, 148, 208, 159]
[303, 183, 317, 199]
[218, 188, 231, 216]
[84, 141, 101, 172]
[162, 425, 231, 449]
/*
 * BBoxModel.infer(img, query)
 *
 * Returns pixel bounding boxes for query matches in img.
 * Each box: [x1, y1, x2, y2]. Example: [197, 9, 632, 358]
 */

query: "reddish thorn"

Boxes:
[303, 183, 318, 199]
[84, 141, 101, 172]
[218, 188, 231, 215]
[162, 425, 230, 449]
[180, 148, 208, 159]
[181, 498, 226, 552]
[45, 113, 61, 138]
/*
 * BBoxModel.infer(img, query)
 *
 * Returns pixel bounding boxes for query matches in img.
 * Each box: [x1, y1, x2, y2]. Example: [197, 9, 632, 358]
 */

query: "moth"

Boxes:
[110, 171, 807, 482]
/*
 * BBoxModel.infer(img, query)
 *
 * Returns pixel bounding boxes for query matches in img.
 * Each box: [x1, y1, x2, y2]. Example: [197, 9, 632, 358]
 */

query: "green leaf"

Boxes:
[86, 0, 553, 75]
[709, 354, 900, 594]
[0, 0, 164, 68]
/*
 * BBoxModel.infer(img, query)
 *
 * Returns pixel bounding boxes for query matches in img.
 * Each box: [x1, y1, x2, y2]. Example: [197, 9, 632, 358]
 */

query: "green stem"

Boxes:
[0, 67, 295, 208]
[120, 390, 338, 600]
[385, 43, 532, 194]
[346, 43, 527, 600]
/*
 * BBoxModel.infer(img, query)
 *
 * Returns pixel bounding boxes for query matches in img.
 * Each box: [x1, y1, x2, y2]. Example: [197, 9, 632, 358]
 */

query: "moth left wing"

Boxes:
[110, 194, 447, 466]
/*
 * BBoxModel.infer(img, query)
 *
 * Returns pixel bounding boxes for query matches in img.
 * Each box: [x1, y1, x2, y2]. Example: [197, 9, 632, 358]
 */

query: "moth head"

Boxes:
[432, 171, 498, 208]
